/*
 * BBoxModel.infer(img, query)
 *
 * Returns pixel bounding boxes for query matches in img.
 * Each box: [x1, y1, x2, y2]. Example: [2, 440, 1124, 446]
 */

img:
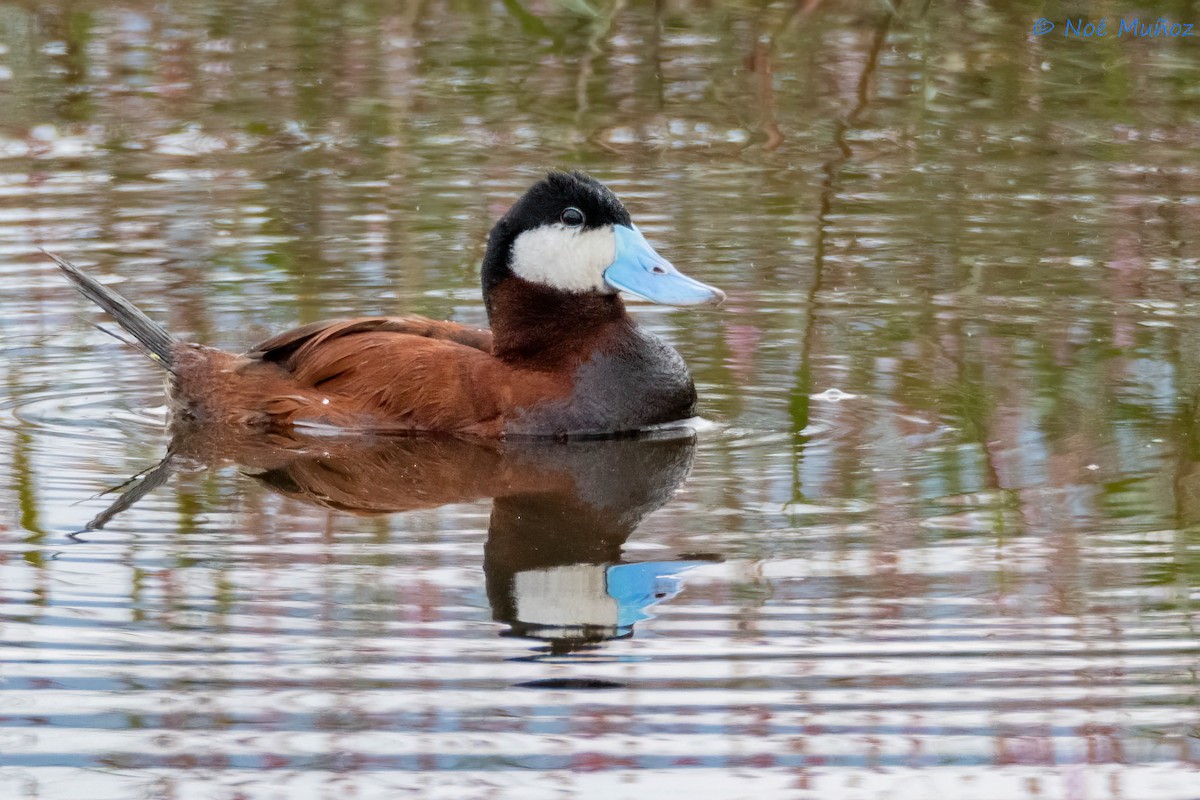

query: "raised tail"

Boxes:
[43, 250, 177, 369]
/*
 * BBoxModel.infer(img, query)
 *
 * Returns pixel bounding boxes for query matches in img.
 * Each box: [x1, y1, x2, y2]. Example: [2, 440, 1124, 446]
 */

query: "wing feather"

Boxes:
[241, 328, 564, 435]
[246, 316, 493, 364]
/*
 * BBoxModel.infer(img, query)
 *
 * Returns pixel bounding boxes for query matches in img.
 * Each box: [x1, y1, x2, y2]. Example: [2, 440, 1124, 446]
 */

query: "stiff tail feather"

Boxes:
[42, 250, 177, 369]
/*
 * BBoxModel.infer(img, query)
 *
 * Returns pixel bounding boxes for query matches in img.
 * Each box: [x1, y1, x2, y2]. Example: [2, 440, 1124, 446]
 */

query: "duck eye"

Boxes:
[560, 207, 585, 227]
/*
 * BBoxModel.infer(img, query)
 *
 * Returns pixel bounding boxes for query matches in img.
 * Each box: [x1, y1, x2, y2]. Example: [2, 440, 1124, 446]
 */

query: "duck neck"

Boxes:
[485, 277, 631, 367]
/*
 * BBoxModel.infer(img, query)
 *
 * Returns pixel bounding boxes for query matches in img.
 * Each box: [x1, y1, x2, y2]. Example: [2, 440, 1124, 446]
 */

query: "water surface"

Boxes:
[2, 1, 1200, 797]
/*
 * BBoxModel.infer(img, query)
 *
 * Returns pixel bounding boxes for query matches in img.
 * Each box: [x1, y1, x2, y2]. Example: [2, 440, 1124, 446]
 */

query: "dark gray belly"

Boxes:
[506, 329, 696, 437]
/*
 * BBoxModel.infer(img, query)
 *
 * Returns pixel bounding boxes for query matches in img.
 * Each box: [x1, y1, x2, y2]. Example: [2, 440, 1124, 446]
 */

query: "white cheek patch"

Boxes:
[509, 224, 616, 293]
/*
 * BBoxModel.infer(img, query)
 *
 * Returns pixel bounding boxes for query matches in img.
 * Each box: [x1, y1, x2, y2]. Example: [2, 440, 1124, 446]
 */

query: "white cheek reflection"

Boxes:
[509, 224, 616, 293]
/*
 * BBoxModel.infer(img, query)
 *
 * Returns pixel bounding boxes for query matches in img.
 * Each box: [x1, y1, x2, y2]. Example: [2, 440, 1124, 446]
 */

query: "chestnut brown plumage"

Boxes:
[48, 171, 723, 438]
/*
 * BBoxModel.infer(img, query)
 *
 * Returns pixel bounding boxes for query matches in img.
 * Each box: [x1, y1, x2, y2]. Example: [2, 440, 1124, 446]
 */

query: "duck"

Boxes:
[47, 170, 724, 438]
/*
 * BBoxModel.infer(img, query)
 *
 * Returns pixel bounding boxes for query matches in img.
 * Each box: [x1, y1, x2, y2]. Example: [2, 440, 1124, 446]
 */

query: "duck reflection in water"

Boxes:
[82, 424, 712, 654]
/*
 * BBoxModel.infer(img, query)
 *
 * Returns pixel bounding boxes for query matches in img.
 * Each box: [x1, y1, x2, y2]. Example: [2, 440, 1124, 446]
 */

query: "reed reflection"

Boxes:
[83, 424, 707, 652]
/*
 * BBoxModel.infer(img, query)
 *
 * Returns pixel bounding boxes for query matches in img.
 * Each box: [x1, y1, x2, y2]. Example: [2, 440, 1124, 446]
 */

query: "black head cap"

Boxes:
[505, 171, 631, 232]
